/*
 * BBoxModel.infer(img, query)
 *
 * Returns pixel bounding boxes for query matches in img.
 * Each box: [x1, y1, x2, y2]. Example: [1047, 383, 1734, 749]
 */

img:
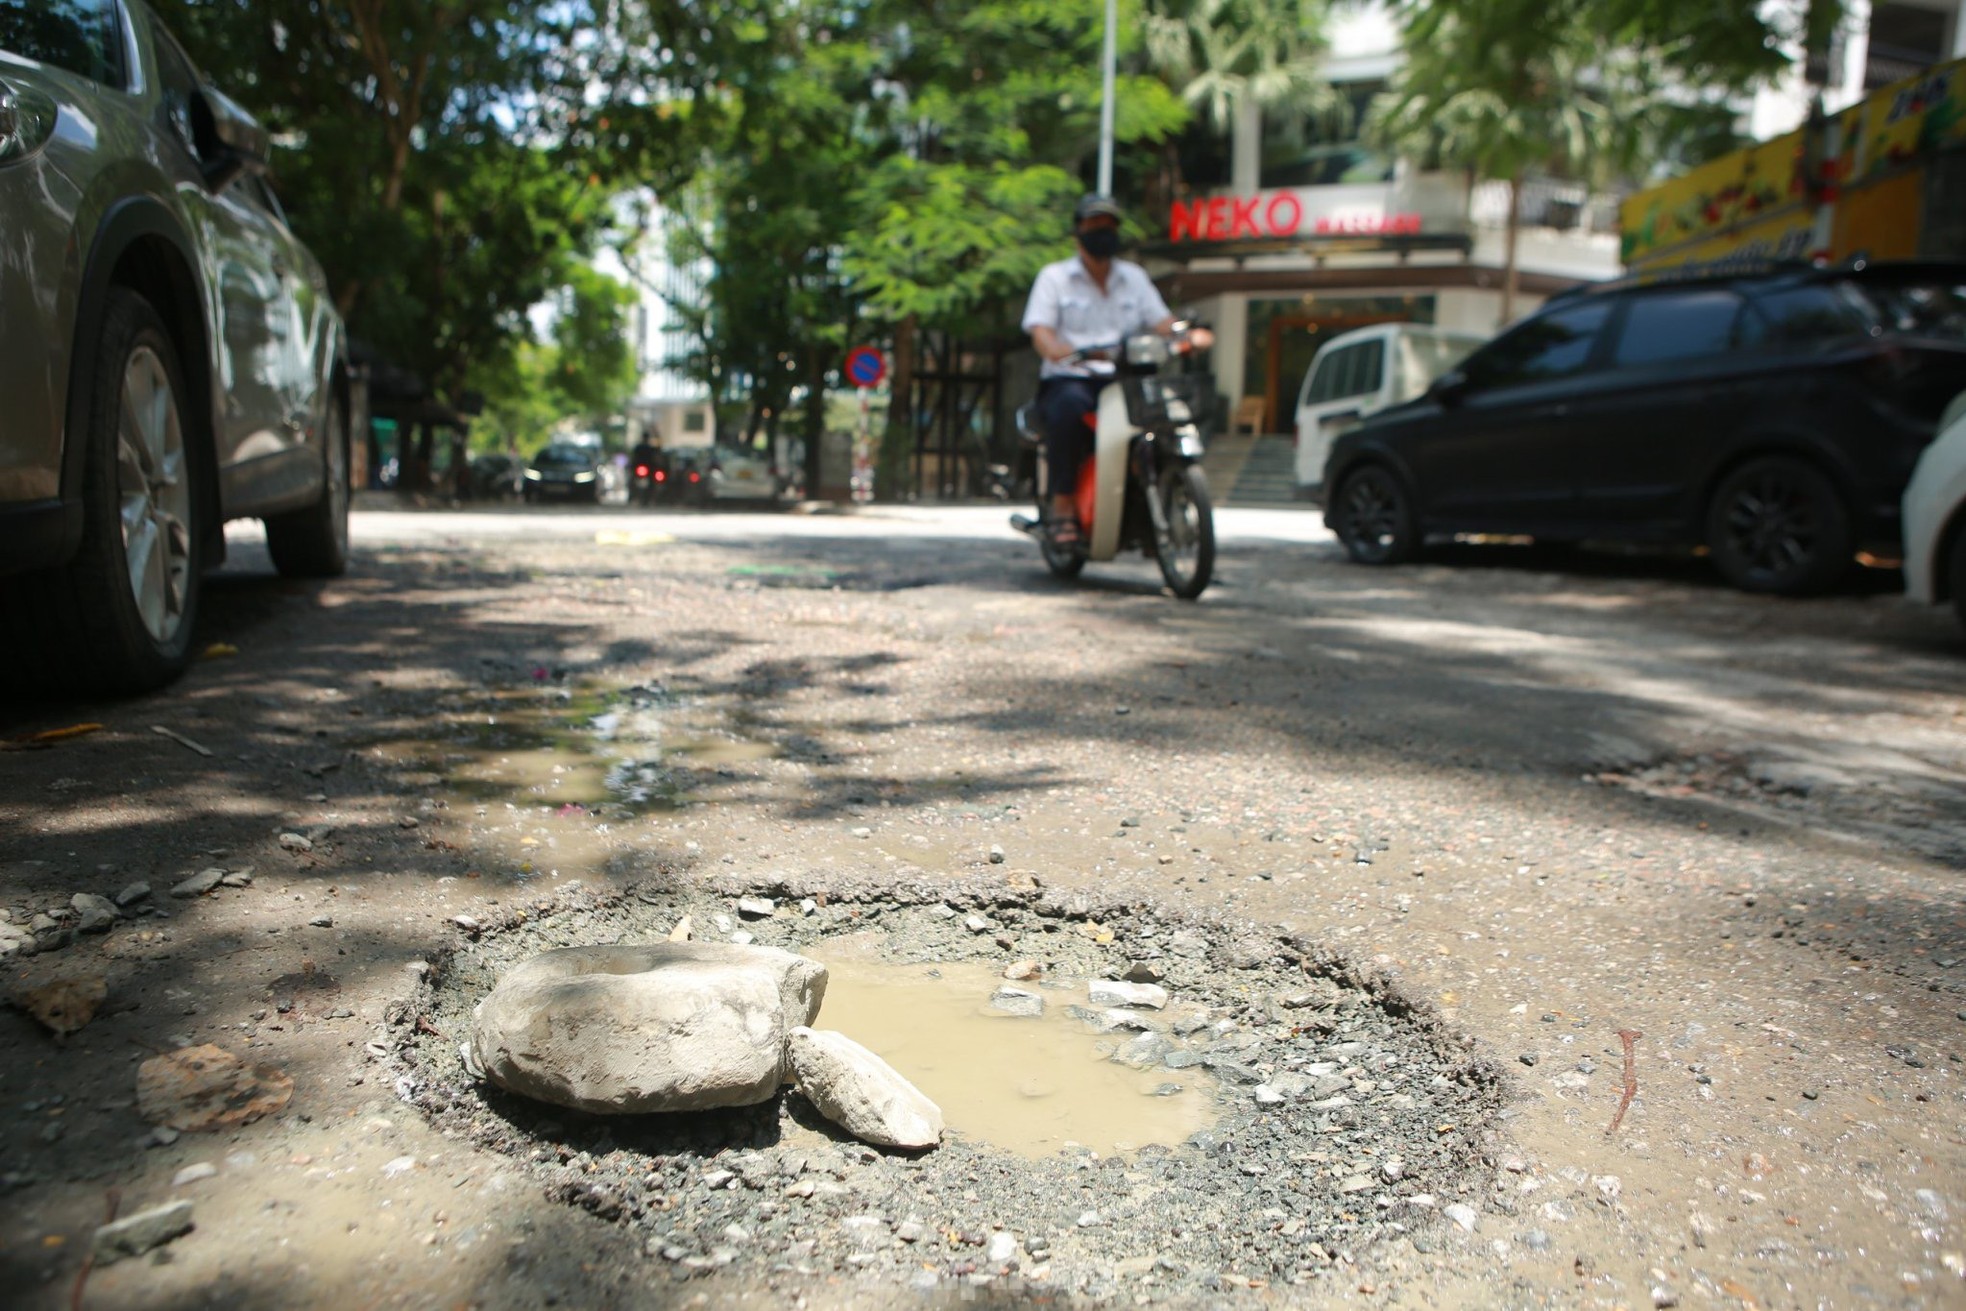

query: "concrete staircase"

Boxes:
[1200, 434, 1302, 507]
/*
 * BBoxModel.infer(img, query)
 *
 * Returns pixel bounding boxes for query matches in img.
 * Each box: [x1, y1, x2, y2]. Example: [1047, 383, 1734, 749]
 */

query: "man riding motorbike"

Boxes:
[1021, 194, 1212, 548]
[629, 435, 662, 507]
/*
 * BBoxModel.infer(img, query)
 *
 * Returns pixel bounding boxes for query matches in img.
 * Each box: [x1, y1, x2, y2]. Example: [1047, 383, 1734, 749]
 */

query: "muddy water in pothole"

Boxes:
[809, 951, 1216, 1158]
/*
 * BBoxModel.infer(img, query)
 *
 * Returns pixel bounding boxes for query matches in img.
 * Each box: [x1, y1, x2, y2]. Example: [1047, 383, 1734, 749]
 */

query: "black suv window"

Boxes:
[1464, 301, 1612, 388]
[1864, 279, 1966, 342]
[0, 0, 127, 87]
[1738, 283, 1876, 348]
[1611, 291, 1744, 366]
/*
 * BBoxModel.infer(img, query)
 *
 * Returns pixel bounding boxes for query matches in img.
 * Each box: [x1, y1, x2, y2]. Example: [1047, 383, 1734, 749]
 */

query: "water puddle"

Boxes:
[808, 951, 1215, 1158]
[364, 683, 781, 816]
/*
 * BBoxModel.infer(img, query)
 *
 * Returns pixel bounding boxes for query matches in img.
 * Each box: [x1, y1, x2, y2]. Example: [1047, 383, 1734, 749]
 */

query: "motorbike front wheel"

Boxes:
[1150, 463, 1215, 599]
[1039, 515, 1087, 580]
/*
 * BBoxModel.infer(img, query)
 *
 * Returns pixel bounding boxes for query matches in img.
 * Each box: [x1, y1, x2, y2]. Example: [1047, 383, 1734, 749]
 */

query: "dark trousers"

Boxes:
[1036, 377, 1103, 505]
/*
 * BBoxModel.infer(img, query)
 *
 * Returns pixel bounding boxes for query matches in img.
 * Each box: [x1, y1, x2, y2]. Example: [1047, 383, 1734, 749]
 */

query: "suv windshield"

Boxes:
[0, 0, 127, 86]
[534, 446, 594, 469]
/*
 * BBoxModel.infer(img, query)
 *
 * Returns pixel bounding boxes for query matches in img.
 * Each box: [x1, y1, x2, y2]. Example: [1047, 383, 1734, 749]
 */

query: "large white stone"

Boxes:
[1088, 979, 1168, 1009]
[786, 1027, 943, 1150]
[469, 943, 827, 1113]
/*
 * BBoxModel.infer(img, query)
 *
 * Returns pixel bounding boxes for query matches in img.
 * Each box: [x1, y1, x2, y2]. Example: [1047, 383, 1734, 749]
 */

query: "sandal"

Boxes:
[1047, 517, 1083, 549]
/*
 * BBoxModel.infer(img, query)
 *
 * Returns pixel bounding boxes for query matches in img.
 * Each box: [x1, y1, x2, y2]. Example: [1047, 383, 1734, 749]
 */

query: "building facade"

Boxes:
[1141, 4, 1623, 436]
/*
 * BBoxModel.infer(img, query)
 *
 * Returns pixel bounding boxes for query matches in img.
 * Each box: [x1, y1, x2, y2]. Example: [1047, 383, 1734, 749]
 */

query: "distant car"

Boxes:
[0, 0, 349, 693]
[704, 445, 779, 501]
[523, 443, 606, 503]
[1294, 323, 1484, 496]
[1904, 393, 1966, 629]
[470, 453, 527, 501]
[1324, 262, 1966, 595]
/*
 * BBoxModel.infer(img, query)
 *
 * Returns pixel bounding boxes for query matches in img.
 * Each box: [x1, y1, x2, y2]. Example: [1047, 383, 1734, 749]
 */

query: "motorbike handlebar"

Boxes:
[1056, 323, 1211, 367]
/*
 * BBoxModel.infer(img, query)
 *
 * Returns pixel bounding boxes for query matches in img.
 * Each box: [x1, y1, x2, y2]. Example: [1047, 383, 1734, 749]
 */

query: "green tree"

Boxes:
[153, 0, 713, 398]
[1369, 0, 1821, 321]
[546, 264, 639, 422]
[1144, 0, 1338, 134]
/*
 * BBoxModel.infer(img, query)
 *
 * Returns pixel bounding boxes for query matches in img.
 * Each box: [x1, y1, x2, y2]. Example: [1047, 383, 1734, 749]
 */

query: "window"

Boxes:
[146, 16, 200, 154]
[683, 409, 707, 433]
[1260, 82, 1394, 189]
[0, 0, 126, 86]
[1739, 284, 1876, 349]
[1862, 279, 1966, 342]
[1463, 302, 1613, 388]
[1306, 340, 1386, 405]
[1611, 291, 1743, 367]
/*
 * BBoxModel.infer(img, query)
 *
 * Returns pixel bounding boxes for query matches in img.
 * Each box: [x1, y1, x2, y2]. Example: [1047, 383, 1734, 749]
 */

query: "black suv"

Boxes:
[1323, 262, 1966, 594]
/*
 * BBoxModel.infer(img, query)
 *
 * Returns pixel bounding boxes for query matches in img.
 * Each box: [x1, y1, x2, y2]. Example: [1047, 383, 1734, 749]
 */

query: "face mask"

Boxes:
[1079, 228, 1121, 259]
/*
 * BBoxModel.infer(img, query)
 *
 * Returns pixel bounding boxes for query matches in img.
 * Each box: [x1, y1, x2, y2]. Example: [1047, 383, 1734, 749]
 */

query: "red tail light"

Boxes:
[688, 472, 700, 483]
[654, 470, 666, 482]
[635, 464, 650, 477]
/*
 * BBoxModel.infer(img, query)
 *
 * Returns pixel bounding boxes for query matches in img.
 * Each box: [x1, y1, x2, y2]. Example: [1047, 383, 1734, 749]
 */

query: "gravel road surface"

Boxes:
[1, 502, 1961, 1309]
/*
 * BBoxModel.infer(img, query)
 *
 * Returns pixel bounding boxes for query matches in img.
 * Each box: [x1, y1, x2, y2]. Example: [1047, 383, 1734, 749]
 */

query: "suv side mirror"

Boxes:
[1428, 370, 1470, 404]
[190, 86, 269, 193]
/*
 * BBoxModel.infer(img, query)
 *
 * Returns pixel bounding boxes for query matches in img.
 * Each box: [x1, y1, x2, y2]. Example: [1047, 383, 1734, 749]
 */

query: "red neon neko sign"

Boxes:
[1168, 196, 1424, 242]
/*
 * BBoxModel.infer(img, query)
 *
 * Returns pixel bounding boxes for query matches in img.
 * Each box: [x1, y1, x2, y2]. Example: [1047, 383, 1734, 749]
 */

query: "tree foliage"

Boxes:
[153, 0, 714, 400]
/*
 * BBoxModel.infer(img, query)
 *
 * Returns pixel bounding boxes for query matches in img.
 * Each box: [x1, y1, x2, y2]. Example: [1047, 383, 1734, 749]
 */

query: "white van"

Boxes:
[1295, 323, 1485, 495]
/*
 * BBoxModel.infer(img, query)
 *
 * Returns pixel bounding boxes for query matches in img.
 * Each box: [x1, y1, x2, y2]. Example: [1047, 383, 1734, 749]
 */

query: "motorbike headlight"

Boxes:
[523, 468, 543, 480]
[573, 471, 596, 482]
[1125, 334, 1170, 368]
[1164, 398, 1192, 422]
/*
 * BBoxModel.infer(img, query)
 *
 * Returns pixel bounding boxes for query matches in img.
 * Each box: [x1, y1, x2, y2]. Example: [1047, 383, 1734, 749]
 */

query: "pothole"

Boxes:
[395, 877, 1502, 1299]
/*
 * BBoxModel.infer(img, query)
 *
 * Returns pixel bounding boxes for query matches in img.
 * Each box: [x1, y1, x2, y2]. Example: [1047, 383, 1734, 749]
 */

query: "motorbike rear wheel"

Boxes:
[1151, 463, 1215, 599]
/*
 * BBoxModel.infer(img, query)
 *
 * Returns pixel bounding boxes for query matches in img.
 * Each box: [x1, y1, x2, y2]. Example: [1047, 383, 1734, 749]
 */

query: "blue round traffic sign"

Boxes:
[845, 346, 886, 389]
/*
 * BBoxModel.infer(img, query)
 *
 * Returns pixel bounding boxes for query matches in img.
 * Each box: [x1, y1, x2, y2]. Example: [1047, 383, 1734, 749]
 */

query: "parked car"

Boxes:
[1903, 392, 1966, 629]
[704, 444, 779, 501]
[0, 0, 348, 694]
[470, 453, 527, 502]
[1295, 323, 1484, 495]
[1324, 262, 1966, 595]
[523, 443, 607, 503]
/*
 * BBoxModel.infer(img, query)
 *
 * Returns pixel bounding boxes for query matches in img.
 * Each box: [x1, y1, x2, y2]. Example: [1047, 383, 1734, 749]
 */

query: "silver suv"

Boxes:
[0, 0, 348, 693]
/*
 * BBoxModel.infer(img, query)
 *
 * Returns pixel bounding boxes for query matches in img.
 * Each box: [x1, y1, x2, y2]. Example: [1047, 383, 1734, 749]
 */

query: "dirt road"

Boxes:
[2, 504, 1961, 1309]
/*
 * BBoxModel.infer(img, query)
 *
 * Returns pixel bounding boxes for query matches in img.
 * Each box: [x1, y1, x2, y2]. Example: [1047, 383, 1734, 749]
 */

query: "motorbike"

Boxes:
[1010, 328, 1216, 599]
[629, 454, 665, 507]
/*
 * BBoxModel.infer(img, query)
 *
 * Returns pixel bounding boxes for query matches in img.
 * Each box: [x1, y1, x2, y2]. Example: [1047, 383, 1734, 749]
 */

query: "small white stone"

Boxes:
[171, 1162, 218, 1187]
[736, 897, 775, 920]
[787, 1027, 943, 1149]
[1076, 1211, 1102, 1228]
[986, 1231, 1017, 1264]
[1444, 1203, 1478, 1233]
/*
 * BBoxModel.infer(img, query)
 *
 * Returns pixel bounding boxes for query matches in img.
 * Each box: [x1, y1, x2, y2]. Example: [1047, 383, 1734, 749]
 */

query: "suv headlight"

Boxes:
[523, 468, 542, 480]
[0, 81, 58, 166]
[573, 471, 596, 482]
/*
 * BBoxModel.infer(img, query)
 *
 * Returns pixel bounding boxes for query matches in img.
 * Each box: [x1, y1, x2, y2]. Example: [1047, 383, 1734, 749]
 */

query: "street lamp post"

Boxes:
[1096, 0, 1117, 196]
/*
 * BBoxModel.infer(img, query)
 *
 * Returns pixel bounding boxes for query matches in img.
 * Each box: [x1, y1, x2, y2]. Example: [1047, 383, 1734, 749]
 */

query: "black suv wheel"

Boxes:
[1332, 464, 1418, 565]
[1705, 456, 1851, 596]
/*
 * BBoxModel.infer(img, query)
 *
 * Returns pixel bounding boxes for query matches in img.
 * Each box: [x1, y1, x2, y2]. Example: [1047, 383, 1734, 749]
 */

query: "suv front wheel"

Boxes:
[1705, 456, 1851, 596]
[0, 289, 206, 694]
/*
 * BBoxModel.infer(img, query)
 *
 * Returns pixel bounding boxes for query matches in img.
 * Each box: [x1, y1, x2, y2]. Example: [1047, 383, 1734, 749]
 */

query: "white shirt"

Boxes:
[1021, 254, 1172, 379]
